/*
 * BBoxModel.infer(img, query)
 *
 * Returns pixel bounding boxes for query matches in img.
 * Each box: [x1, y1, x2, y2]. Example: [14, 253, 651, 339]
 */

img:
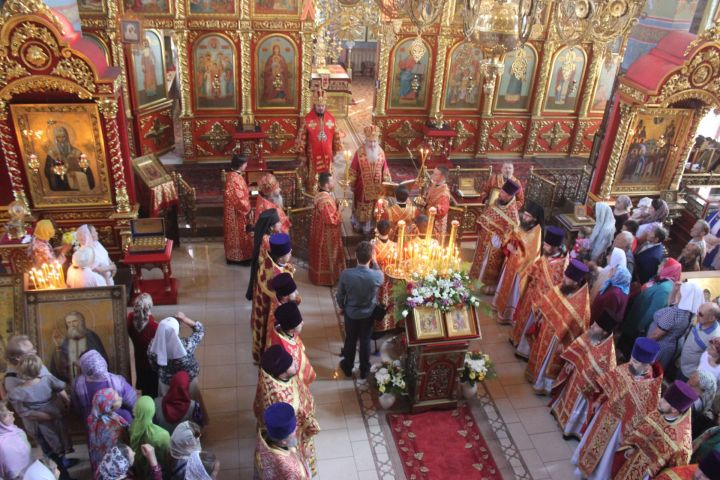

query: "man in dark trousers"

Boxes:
[337, 241, 384, 379]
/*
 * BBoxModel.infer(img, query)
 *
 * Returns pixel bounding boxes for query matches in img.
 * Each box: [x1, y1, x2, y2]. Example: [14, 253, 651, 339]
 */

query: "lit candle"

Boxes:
[448, 220, 460, 253]
[396, 220, 406, 273]
[426, 207, 436, 242]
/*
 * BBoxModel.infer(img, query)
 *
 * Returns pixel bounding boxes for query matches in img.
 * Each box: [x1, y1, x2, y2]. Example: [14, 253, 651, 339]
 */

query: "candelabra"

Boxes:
[337, 149, 352, 210]
[29, 261, 66, 289]
[416, 146, 430, 192]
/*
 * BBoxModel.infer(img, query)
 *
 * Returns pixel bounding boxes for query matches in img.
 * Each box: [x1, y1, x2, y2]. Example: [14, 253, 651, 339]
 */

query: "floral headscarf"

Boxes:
[79, 349, 109, 382]
[601, 265, 631, 295]
[87, 388, 128, 473]
[96, 445, 131, 480]
[642, 258, 682, 291]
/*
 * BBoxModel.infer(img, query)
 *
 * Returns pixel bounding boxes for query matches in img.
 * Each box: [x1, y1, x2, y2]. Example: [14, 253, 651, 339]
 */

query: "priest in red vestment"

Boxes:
[309, 172, 345, 286]
[612, 380, 698, 480]
[418, 166, 451, 235]
[470, 179, 521, 294]
[573, 337, 663, 480]
[254, 346, 320, 476]
[655, 449, 720, 480]
[371, 220, 398, 334]
[255, 402, 310, 480]
[223, 154, 253, 264]
[348, 125, 391, 235]
[384, 186, 417, 240]
[492, 201, 544, 324]
[479, 162, 525, 207]
[525, 259, 590, 394]
[550, 310, 617, 439]
[264, 272, 302, 350]
[268, 302, 315, 386]
[512, 226, 567, 349]
[294, 89, 343, 193]
[256, 173, 291, 233]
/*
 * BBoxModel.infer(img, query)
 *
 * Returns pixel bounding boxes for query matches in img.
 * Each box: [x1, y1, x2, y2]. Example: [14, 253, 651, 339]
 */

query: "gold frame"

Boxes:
[121, 0, 174, 16]
[0, 274, 24, 341]
[250, 0, 301, 18]
[611, 107, 694, 195]
[387, 36, 433, 111]
[441, 41, 484, 112]
[493, 43, 538, 113]
[542, 45, 588, 114]
[192, 33, 239, 111]
[119, 18, 143, 45]
[130, 29, 168, 110]
[77, 0, 107, 15]
[255, 33, 299, 111]
[444, 306, 478, 338]
[131, 153, 172, 188]
[24, 285, 131, 380]
[10, 103, 113, 209]
[412, 306, 446, 340]
[186, 0, 240, 16]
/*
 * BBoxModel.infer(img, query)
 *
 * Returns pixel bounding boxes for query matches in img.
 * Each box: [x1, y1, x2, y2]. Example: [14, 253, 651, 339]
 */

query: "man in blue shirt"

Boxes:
[337, 241, 384, 379]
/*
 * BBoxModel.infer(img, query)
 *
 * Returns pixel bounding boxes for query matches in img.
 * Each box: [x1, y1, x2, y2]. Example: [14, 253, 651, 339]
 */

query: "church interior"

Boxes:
[4, 0, 720, 478]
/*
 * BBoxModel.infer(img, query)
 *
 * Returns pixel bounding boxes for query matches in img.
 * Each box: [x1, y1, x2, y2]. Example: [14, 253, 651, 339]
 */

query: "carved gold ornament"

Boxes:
[24, 44, 49, 68]
[410, 36, 426, 63]
[52, 58, 96, 92]
[492, 122, 523, 149]
[266, 121, 294, 151]
[510, 46, 528, 81]
[388, 120, 419, 149]
[144, 118, 171, 146]
[553, 0, 643, 47]
[199, 122, 231, 152]
[540, 122, 570, 149]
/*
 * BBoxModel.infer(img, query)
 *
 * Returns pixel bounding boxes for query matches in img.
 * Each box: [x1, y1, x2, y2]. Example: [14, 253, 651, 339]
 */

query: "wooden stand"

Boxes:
[123, 239, 177, 305]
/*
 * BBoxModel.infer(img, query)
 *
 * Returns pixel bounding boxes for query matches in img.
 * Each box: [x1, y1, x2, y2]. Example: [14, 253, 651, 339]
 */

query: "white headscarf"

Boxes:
[678, 282, 704, 314]
[76, 224, 93, 247]
[602, 247, 627, 273]
[22, 460, 57, 480]
[149, 317, 187, 366]
[72, 246, 96, 269]
[185, 451, 213, 480]
[590, 202, 616, 261]
[77, 224, 112, 273]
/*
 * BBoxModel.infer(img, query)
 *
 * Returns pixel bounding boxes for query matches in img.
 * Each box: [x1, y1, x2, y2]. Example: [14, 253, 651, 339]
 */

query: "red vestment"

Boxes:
[480, 173, 525, 207]
[255, 195, 291, 234]
[348, 146, 391, 224]
[576, 363, 663, 477]
[525, 284, 590, 386]
[423, 183, 451, 235]
[612, 409, 693, 479]
[267, 327, 316, 386]
[654, 465, 697, 480]
[295, 110, 342, 192]
[550, 332, 616, 437]
[371, 238, 398, 332]
[254, 430, 310, 480]
[511, 254, 567, 346]
[308, 191, 344, 286]
[384, 203, 418, 240]
[223, 171, 253, 262]
[469, 199, 520, 286]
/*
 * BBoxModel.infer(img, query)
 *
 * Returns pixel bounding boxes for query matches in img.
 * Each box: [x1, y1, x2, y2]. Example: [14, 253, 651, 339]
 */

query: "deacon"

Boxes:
[348, 125, 391, 235]
[612, 380, 698, 479]
[384, 187, 417, 240]
[480, 162, 525, 207]
[309, 172, 345, 286]
[525, 259, 590, 395]
[417, 167, 451, 235]
[573, 337, 664, 480]
[655, 449, 720, 480]
[550, 310, 617, 439]
[268, 301, 315, 386]
[492, 201, 544, 324]
[255, 402, 310, 479]
[254, 345, 320, 476]
[295, 89, 343, 193]
[223, 154, 253, 264]
[250, 231, 295, 363]
[256, 173, 291, 233]
[470, 179, 521, 294]
[371, 220, 398, 334]
[511, 226, 567, 347]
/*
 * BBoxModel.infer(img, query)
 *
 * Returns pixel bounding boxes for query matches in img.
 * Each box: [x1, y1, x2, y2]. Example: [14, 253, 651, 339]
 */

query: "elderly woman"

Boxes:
[27, 219, 69, 269]
[689, 370, 718, 437]
[168, 421, 202, 480]
[76, 224, 116, 285]
[71, 349, 137, 424]
[613, 195, 633, 233]
[66, 246, 107, 288]
[148, 314, 204, 397]
[589, 202, 616, 263]
[129, 396, 170, 478]
[630, 197, 653, 223]
[96, 443, 163, 480]
[87, 388, 128, 474]
[591, 265, 631, 325]
[636, 198, 669, 245]
[127, 293, 159, 397]
[0, 401, 32, 480]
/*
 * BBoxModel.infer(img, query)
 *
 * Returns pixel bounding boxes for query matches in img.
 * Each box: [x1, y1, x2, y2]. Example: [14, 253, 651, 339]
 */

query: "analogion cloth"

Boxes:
[308, 190, 344, 286]
[223, 171, 253, 262]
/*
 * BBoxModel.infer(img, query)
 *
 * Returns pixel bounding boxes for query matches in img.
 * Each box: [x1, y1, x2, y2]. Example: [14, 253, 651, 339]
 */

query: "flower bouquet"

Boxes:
[370, 360, 407, 395]
[393, 269, 482, 322]
[61, 230, 77, 248]
[460, 351, 495, 386]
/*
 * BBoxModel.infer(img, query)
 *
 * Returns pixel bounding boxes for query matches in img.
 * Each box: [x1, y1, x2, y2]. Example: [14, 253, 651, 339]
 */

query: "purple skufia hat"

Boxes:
[275, 302, 302, 331]
[664, 380, 699, 413]
[269, 233, 291, 257]
[264, 402, 297, 441]
[631, 337, 660, 364]
[544, 226, 565, 247]
[261, 345, 293, 377]
[270, 273, 297, 298]
[564, 258, 589, 283]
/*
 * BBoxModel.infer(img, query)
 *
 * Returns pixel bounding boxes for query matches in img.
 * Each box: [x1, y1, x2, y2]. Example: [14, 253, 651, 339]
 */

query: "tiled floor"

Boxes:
[141, 241, 580, 479]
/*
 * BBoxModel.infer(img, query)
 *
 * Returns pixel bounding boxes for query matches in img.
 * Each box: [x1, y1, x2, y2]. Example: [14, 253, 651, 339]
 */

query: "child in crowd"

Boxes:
[570, 226, 592, 260]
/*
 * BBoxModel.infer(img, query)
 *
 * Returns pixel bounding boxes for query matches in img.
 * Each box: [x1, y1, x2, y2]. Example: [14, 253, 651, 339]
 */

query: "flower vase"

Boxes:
[461, 381, 477, 400]
[378, 392, 396, 409]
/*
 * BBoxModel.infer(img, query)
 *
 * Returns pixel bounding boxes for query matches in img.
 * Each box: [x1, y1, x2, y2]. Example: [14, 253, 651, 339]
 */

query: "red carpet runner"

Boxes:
[387, 403, 502, 480]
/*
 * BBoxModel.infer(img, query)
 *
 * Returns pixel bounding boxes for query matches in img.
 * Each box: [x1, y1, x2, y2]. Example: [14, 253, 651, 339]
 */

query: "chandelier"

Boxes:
[553, 0, 645, 47]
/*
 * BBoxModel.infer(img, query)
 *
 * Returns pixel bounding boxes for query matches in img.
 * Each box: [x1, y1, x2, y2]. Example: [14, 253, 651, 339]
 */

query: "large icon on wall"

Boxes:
[591, 58, 620, 113]
[11, 103, 113, 208]
[544, 46, 586, 113]
[123, 0, 171, 14]
[77, 0, 105, 14]
[256, 35, 297, 110]
[189, 0, 236, 14]
[495, 44, 537, 112]
[193, 34, 237, 110]
[388, 38, 431, 110]
[443, 43, 483, 111]
[613, 108, 694, 195]
[131, 29, 167, 108]
[252, 0, 299, 16]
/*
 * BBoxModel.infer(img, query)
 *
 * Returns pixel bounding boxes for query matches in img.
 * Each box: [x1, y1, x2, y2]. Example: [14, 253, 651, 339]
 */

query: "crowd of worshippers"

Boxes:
[478, 184, 720, 479]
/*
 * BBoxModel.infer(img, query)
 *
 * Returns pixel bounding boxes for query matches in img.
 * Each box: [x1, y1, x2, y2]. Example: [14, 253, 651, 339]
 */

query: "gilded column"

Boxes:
[578, 44, 606, 117]
[98, 98, 131, 213]
[0, 108, 29, 208]
[531, 40, 555, 117]
[430, 30, 453, 117]
[599, 103, 634, 199]
[174, 30, 192, 118]
[669, 108, 705, 191]
[300, 22, 314, 114]
[239, 26, 254, 126]
[374, 28, 393, 117]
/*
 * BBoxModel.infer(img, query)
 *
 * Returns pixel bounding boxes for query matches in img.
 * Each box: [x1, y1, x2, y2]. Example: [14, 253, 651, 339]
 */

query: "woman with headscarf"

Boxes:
[589, 246, 628, 301]
[87, 388, 128, 474]
[619, 258, 682, 359]
[65, 246, 107, 288]
[590, 265, 631, 326]
[245, 208, 282, 301]
[636, 198, 669, 244]
[75, 224, 116, 285]
[154, 371, 203, 434]
[589, 202, 616, 263]
[147, 314, 204, 396]
[168, 421, 202, 480]
[128, 396, 170, 478]
[630, 197, 653, 223]
[27, 219, 69, 269]
[22, 458, 60, 480]
[613, 195, 633, 233]
[186, 451, 218, 479]
[127, 293, 159, 397]
[647, 281, 704, 369]
[0, 401, 32, 479]
[96, 443, 163, 480]
[71, 350, 137, 424]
